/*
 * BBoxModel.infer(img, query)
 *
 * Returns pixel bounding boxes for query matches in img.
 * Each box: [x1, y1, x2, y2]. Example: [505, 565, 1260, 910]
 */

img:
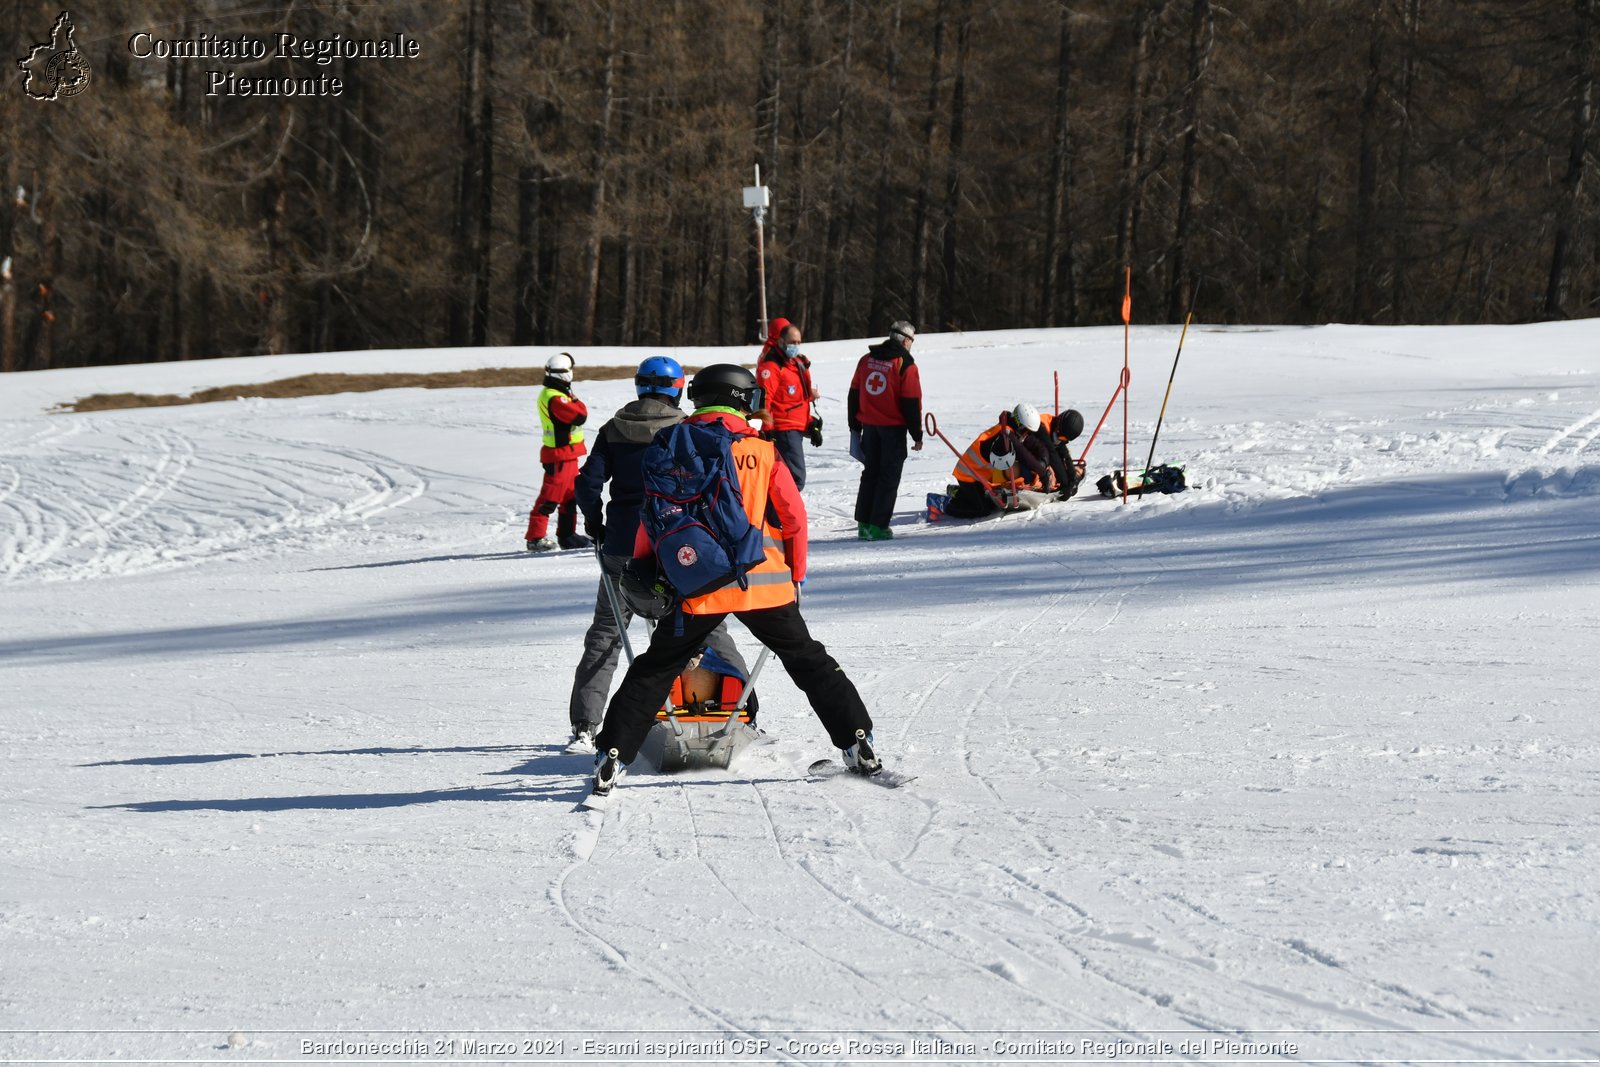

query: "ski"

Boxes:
[806, 758, 917, 789]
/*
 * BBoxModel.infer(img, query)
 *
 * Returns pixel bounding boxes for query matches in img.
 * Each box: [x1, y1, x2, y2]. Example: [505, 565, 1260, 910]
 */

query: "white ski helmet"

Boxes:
[545, 352, 575, 383]
[1012, 402, 1041, 433]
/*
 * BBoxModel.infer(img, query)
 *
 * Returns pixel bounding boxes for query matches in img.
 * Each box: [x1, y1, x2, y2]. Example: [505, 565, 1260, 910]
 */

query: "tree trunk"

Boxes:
[867, 1, 904, 333]
[1353, 0, 1385, 322]
[910, 0, 949, 328]
[1041, 1, 1076, 327]
[1115, 1, 1157, 273]
[1168, 0, 1212, 321]
[580, 7, 618, 347]
[513, 149, 540, 345]
[448, 0, 481, 345]
[1391, 0, 1419, 324]
[1546, 0, 1596, 319]
[0, 0, 17, 372]
[820, 0, 857, 340]
[261, 103, 291, 357]
[939, 0, 971, 332]
[472, 0, 495, 346]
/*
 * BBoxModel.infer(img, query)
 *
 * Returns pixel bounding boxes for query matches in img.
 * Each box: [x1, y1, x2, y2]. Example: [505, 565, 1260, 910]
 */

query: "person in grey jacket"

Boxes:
[565, 357, 755, 750]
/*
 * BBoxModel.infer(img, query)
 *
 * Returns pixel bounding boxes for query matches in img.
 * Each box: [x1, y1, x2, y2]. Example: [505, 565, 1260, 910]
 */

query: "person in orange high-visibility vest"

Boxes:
[590, 365, 884, 795]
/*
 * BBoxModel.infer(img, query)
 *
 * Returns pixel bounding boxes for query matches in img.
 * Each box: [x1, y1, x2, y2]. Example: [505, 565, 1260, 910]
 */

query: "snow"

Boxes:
[2, 322, 1598, 1063]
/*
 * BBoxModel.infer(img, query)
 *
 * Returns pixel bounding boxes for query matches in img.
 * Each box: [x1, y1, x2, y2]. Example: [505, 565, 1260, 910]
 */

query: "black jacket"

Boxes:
[574, 396, 685, 555]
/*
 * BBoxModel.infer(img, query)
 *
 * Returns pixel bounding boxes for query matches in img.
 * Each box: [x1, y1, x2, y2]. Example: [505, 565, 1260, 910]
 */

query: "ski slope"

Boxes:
[2, 323, 1598, 1064]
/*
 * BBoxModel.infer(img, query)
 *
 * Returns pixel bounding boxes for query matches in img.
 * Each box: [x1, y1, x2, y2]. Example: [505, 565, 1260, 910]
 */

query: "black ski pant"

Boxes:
[945, 481, 999, 519]
[770, 429, 807, 491]
[854, 425, 908, 529]
[594, 601, 873, 765]
[568, 553, 753, 733]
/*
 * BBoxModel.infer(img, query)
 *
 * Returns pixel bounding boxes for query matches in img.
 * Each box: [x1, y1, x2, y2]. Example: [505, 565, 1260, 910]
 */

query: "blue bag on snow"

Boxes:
[641, 421, 768, 599]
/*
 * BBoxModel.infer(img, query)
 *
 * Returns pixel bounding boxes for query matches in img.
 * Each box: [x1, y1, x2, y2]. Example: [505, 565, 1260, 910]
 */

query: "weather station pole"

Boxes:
[743, 165, 771, 341]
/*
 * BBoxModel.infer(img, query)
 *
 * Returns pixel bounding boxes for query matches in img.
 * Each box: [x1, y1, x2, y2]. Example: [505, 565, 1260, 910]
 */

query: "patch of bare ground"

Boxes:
[56, 366, 655, 413]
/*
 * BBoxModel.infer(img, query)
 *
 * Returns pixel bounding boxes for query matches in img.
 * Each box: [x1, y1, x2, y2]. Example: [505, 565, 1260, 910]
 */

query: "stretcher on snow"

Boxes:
[638, 646, 768, 772]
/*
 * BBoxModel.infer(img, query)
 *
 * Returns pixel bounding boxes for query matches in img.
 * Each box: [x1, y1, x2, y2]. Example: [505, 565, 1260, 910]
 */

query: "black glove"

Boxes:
[584, 518, 604, 543]
[806, 415, 824, 448]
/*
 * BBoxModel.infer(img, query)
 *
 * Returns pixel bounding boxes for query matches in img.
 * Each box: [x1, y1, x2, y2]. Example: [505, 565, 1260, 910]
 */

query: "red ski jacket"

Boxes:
[755, 317, 816, 432]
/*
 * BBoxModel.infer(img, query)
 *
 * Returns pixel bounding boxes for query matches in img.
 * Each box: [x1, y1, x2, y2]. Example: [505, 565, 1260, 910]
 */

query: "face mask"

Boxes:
[783, 343, 799, 358]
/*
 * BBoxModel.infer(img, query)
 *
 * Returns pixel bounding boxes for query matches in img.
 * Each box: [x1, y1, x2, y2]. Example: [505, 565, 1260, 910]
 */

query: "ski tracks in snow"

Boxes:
[0, 416, 434, 583]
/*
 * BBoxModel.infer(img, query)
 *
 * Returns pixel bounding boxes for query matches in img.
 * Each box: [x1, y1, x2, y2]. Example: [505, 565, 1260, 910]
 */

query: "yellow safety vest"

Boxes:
[538, 386, 586, 449]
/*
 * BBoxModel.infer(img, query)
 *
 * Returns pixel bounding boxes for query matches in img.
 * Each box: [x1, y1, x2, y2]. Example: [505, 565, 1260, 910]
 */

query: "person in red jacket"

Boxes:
[526, 353, 592, 551]
[589, 365, 883, 796]
[848, 320, 924, 540]
[755, 317, 819, 490]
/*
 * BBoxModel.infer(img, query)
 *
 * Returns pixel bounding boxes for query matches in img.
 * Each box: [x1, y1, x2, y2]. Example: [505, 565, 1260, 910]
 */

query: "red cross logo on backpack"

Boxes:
[676, 545, 699, 567]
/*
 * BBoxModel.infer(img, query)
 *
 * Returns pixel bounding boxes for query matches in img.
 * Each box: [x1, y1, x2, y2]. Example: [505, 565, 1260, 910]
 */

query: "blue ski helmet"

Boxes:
[635, 356, 685, 401]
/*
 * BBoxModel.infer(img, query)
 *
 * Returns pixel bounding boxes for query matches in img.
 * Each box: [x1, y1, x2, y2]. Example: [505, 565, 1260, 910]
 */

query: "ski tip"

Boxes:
[578, 791, 612, 812]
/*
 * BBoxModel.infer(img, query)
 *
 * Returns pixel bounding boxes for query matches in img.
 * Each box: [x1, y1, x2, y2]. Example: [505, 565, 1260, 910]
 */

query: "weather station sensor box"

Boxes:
[742, 185, 769, 210]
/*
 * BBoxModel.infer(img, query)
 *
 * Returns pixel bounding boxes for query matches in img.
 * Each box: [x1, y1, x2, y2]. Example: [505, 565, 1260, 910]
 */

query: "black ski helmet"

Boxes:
[619, 559, 675, 620]
[688, 363, 760, 413]
[1055, 408, 1085, 442]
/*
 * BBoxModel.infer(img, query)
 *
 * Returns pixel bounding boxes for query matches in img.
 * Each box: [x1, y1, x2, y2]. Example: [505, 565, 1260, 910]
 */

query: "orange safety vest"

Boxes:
[951, 423, 1012, 487]
[683, 435, 796, 615]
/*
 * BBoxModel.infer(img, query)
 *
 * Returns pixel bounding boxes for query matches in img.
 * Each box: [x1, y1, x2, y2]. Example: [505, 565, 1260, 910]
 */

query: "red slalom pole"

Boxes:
[1077, 377, 1124, 462]
[1121, 266, 1132, 504]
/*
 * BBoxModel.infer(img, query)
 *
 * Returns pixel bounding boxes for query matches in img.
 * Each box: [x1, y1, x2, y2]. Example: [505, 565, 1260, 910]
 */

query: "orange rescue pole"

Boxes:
[1053, 370, 1060, 419]
[1121, 266, 1132, 504]
[1078, 379, 1123, 462]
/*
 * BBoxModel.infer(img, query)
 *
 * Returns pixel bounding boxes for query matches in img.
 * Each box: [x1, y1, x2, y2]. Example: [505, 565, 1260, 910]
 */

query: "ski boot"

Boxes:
[566, 727, 597, 754]
[841, 729, 882, 777]
[558, 532, 593, 551]
[591, 747, 625, 796]
[527, 536, 559, 552]
[863, 524, 894, 541]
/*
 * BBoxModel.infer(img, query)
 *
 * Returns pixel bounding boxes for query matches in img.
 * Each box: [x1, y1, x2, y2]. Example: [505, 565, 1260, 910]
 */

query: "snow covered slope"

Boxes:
[2, 323, 1597, 1063]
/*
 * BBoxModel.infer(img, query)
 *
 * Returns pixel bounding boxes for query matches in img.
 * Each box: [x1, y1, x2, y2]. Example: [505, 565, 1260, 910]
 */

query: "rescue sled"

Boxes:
[637, 646, 767, 772]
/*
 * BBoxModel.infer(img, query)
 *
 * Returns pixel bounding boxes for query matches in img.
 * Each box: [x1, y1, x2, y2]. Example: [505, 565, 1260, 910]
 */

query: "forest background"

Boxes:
[2, 0, 1595, 373]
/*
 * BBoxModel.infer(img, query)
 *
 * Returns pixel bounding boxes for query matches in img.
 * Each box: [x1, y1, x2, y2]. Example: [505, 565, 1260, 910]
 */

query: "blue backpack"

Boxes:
[641, 421, 768, 599]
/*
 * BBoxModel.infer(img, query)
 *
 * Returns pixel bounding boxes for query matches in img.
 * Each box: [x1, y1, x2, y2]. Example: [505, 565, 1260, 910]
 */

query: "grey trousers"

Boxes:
[568, 553, 751, 731]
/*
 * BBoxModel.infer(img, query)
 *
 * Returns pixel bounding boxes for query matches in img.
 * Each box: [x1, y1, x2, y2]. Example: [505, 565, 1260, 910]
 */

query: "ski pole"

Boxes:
[1053, 370, 1060, 419]
[924, 412, 1012, 510]
[714, 605, 780, 742]
[1142, 280, 1200, 481]
[595, 546, 683, 737]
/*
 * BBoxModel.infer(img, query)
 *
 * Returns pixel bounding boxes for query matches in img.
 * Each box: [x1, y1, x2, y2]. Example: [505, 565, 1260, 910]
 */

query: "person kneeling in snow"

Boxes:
[943, 403, 1083, 519]
[589, 364, 884, 796]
